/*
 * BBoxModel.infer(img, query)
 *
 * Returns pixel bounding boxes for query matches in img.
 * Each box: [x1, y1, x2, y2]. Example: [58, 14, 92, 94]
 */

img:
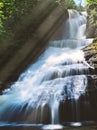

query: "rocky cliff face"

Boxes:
[86, 4, 97, 38]
[83, 4, 97, 107]
[0, 3, 69, 91]
[84, 4, 97, 72]
[83, 39, 97, 72]
[83, 39, 97, 109]
[84, 5, 97, 101]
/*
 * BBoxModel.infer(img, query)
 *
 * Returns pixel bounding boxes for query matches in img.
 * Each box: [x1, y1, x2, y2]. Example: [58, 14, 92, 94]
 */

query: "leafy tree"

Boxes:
[85, 0, 97, 5]
[0, 0, 40, 42]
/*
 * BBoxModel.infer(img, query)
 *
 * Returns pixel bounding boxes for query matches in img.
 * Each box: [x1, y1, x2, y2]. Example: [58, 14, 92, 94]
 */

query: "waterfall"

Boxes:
[63, 9, 87, 39]
[50, 10, 92, 49]
[0, 9, 94, 127]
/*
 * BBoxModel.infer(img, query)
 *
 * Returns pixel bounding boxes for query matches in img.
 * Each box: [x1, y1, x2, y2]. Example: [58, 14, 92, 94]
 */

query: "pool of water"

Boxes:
[0, 121, 97, 130]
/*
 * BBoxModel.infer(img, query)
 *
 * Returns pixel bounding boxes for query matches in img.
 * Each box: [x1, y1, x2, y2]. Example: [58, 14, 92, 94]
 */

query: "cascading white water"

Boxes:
[63, 9, 87, 39]
[0, 9, 93, 126]
[50, 10, 92, 49]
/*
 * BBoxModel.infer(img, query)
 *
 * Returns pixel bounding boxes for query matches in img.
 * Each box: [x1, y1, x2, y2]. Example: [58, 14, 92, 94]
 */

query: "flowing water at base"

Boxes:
[0, 121, 97, 130]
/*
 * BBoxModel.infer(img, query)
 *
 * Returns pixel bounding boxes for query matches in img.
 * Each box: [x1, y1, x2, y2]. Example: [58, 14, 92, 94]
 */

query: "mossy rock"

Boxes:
[83, 39, 97, 70]
[93, 37, 97, 43]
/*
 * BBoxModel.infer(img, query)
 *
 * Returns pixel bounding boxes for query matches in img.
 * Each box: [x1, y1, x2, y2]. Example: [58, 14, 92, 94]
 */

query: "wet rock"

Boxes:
[86, 75, 97, 109]
[83, 38, 97, 110]
[83, 41, 97, 74]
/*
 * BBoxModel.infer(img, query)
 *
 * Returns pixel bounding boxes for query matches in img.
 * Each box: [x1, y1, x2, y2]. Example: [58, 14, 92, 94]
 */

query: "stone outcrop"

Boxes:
[85, 3, 97, 108]
[83, 38, 97, 109]
[83, 39, 97, 72]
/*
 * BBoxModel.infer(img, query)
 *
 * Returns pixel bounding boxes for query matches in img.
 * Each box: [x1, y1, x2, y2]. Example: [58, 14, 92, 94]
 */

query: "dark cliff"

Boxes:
[0, 1, 69, 90]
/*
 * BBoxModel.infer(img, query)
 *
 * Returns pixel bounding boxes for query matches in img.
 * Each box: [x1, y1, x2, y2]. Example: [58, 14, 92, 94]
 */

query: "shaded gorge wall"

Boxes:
[0, 1, 69, 90]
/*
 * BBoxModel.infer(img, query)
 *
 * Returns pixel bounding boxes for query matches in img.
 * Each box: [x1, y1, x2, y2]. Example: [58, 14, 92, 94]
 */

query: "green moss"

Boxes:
[93, 37, 97, 43]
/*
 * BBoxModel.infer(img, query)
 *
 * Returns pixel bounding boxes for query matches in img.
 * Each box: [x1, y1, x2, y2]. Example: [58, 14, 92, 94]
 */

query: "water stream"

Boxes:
[0, 9, 94, 129]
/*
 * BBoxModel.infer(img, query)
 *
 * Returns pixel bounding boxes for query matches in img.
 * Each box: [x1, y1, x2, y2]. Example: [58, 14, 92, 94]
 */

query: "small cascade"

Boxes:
[50, 39, 93, 48]
[50, 9, 93, 49]
[63, 9, 87, 39]
[0, 9, 94, 127]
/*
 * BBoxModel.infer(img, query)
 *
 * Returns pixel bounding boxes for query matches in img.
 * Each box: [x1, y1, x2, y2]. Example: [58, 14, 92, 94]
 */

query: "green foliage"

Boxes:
[1, 0, 39, 26]
[0, 0, 16, 36]
[55, 0, 77, 9]
[86, 1, 97, 38]
[89, 8, 97, 23]
[54, 0, 85, 11]
[1, 0, 14, 16]
[0, 2, 5, 35]
[0, 0, 40, 41]
[85, 0, 97, 5]
[86, 0, 97, 28]
[67, 0, 77, 9]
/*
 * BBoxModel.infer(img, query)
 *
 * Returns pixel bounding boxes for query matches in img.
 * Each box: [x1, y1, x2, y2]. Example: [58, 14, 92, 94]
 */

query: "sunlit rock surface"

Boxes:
[83, 39, 97, 72]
